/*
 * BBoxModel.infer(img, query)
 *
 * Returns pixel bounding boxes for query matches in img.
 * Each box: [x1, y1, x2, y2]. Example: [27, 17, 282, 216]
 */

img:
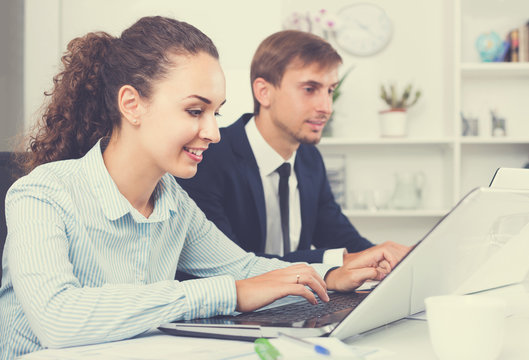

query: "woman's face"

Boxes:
[137, 52, 225, 179]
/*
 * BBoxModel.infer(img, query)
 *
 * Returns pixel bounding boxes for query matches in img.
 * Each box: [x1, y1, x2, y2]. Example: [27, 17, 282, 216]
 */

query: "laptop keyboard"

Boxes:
[230, 291, 369, 324]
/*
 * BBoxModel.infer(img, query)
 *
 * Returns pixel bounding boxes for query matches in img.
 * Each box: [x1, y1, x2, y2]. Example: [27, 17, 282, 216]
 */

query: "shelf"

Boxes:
[459, 138, 529, 144]
[461, 62, 529, 77]
[342, 209, 448, 218]
[319, 138, 454, 146]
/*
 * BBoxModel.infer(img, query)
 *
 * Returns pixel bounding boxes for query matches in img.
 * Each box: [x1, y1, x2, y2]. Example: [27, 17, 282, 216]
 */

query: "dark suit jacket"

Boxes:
[177, 113, 373, 263]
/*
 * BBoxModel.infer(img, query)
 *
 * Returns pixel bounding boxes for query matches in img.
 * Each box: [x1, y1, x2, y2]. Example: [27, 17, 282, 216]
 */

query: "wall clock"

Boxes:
[334, 3, 393, 56]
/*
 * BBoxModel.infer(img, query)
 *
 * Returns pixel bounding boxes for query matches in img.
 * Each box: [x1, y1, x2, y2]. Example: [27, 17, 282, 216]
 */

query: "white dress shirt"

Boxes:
[245, 117, 345, 264]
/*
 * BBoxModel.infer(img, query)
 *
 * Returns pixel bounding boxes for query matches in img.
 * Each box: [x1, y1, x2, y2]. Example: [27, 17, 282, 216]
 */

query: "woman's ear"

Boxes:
[252, 77, 272, 109]
[118, 85, 143, 126]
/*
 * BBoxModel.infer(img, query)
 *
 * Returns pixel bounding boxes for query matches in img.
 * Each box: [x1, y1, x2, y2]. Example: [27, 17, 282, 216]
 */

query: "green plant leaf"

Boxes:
[333, 66, 355, 103]
[379, 82, 421, 109]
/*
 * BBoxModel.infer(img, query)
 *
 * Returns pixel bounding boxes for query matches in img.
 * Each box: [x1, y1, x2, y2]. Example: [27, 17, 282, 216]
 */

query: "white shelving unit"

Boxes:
[461, 62, 529, 76]
[320, 138, 454, 146]
[457, 0, 529, 198]
[319, 0, 529, 246]
[318, 138, 454, 246]
[342, 209, 448, 218]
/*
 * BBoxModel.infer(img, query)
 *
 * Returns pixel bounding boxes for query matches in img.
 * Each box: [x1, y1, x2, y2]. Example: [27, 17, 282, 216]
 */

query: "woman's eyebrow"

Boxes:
[185, 95, 212, 104]
[184, 95, 227, 106]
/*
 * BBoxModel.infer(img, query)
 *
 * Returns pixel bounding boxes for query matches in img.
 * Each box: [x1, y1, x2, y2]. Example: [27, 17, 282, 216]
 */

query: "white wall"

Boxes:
[24, 0, 61, 132]
[24, 0, 283, 130]
[24, 0, 452, 135]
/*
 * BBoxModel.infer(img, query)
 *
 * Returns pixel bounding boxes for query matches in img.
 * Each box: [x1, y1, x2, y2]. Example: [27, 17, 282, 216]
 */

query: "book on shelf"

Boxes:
[503, 20, 529, 62]
[519, 21, 529, 62]
[509, 28, 519, 62]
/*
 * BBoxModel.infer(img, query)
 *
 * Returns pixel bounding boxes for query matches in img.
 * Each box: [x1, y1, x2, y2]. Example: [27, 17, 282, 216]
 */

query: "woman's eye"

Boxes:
[214, 112, 222, 118]
[187, 109, 203, 117]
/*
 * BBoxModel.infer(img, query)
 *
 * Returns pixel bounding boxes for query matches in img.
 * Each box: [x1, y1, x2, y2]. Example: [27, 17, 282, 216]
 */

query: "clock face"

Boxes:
[334, 3, 393, 56]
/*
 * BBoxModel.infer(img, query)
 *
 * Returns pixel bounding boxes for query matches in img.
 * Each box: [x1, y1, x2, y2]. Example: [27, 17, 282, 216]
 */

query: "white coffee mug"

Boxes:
[425, 295, 506, 360]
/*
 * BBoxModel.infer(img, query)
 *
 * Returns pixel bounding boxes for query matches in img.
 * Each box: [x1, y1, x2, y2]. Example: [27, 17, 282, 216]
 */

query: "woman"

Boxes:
[0, 16, 389, 359]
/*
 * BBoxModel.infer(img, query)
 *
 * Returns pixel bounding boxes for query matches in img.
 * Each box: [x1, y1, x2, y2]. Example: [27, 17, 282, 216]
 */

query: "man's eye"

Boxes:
[187, 109, 203, 117]
[304, 87, 315, 94]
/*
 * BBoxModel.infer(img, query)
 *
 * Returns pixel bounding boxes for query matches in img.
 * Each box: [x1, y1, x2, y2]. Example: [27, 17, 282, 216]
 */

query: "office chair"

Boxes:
[1, 152, 24, 286]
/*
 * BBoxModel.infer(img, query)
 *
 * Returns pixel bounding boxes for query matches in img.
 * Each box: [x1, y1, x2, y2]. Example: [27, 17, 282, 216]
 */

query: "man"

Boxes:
[178, 30, 408, 265]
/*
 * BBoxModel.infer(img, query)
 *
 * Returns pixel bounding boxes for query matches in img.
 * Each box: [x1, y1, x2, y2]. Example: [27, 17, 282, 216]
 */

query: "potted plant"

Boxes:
[379, 83, 421, 137]
[322, 66, 354, 137]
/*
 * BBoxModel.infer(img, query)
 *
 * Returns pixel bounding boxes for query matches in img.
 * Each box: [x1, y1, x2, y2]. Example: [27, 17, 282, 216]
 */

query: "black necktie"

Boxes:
[276, 163, 291, 255]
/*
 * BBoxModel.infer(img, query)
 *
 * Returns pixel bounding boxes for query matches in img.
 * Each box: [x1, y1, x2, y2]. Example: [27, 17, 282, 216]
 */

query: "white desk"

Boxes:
[20, 283, 529, 359]
[348, 283, 529, 359]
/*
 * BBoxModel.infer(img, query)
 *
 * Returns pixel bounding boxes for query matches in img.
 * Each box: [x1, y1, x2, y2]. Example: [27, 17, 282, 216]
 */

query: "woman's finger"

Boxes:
[296, 272, 329, 302]
[286, 284, 318, 305]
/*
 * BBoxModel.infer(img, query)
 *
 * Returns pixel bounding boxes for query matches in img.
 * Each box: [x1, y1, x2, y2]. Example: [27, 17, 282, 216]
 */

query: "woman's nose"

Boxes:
[200, 114, 221, 144]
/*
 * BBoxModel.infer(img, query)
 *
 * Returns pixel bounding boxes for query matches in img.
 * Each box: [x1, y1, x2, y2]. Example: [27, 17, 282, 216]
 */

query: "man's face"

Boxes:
[267, 62, 339, 145]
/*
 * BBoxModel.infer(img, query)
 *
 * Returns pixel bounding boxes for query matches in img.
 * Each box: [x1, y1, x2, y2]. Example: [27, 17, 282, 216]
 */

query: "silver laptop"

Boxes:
[489, 167, 529, 190]
[159, 186, 529, 341]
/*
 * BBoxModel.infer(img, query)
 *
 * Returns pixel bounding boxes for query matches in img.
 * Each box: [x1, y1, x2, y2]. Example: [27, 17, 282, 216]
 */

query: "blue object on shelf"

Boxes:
[475, 31, 502, 62]
[494, 41, 510, 62]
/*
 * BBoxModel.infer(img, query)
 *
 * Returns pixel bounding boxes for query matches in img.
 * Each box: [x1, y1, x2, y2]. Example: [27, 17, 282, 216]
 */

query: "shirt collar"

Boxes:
[81, 138, 177, 222]
[245, 116, 296, 176]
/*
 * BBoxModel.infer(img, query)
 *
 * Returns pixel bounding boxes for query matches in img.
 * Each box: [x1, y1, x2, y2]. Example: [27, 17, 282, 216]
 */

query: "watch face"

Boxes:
[335, 3, 393, 56]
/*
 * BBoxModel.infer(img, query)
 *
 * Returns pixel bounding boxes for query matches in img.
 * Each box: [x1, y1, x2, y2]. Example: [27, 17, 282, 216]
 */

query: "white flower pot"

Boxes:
[379, 109, 408, 137]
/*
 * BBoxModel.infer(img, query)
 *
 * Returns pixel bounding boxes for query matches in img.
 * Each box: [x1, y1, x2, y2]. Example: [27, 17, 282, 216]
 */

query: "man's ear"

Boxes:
[118, 85, 143, 126]
[252, 77, 272, 109]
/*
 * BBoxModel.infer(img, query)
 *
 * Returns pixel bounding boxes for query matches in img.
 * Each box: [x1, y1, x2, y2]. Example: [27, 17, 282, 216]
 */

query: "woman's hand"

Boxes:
[235, 263, 330, 313]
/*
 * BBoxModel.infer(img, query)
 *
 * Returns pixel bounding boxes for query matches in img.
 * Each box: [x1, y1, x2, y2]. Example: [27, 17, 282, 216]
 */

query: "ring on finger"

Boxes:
[296, 274, 300, 284]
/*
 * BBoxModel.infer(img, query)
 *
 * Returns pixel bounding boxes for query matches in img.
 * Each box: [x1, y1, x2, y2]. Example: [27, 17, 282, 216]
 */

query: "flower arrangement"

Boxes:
[283, 8, 340, 40]
[380, 83, 421, 110]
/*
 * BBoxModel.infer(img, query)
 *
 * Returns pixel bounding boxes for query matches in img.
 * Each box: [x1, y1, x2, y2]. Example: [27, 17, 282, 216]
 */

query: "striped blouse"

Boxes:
[0, 140, 332, 359]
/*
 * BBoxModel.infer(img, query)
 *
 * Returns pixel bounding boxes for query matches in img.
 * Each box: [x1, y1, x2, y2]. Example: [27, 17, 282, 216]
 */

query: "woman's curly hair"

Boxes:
[20, 16, 219, 174]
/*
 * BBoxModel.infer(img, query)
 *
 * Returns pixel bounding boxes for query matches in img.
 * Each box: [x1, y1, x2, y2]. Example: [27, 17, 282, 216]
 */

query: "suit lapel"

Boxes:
[228, 115, 267, 250]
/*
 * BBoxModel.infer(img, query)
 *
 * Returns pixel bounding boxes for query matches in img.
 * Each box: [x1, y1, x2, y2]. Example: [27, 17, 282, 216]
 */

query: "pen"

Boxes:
[277, 332, 331, 356]
[254, 337, 283, 360]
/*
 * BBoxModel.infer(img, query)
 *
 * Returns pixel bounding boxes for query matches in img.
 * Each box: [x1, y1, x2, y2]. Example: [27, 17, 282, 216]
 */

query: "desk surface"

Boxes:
[20, 283, 529, 360]
[349, 283, 529, 359]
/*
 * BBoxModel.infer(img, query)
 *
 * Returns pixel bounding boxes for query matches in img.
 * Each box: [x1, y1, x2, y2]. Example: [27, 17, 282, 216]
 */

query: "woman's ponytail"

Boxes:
[23, 32, 115, 173]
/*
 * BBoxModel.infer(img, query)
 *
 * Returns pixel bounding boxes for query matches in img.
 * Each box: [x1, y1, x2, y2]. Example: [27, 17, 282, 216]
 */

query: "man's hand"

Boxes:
[326, 241, 413, 292]
[344, 241, 412, 273]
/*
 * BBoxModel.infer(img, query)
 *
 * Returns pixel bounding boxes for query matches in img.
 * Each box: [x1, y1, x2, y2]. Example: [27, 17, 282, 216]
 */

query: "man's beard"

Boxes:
[297, 132, 321, 145]
[275, 118, 324, 145]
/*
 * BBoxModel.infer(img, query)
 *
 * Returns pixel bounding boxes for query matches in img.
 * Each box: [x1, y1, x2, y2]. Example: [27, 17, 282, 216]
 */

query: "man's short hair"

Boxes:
[250, 30, 342, 114]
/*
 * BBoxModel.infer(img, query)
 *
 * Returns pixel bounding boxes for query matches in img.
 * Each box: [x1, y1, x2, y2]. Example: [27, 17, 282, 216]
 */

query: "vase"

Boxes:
[390, 171, 425, 209]
[379, 109, 407, 137]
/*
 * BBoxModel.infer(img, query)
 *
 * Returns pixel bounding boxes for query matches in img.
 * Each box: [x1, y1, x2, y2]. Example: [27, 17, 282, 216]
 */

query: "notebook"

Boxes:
[159, 186, 529, 341]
